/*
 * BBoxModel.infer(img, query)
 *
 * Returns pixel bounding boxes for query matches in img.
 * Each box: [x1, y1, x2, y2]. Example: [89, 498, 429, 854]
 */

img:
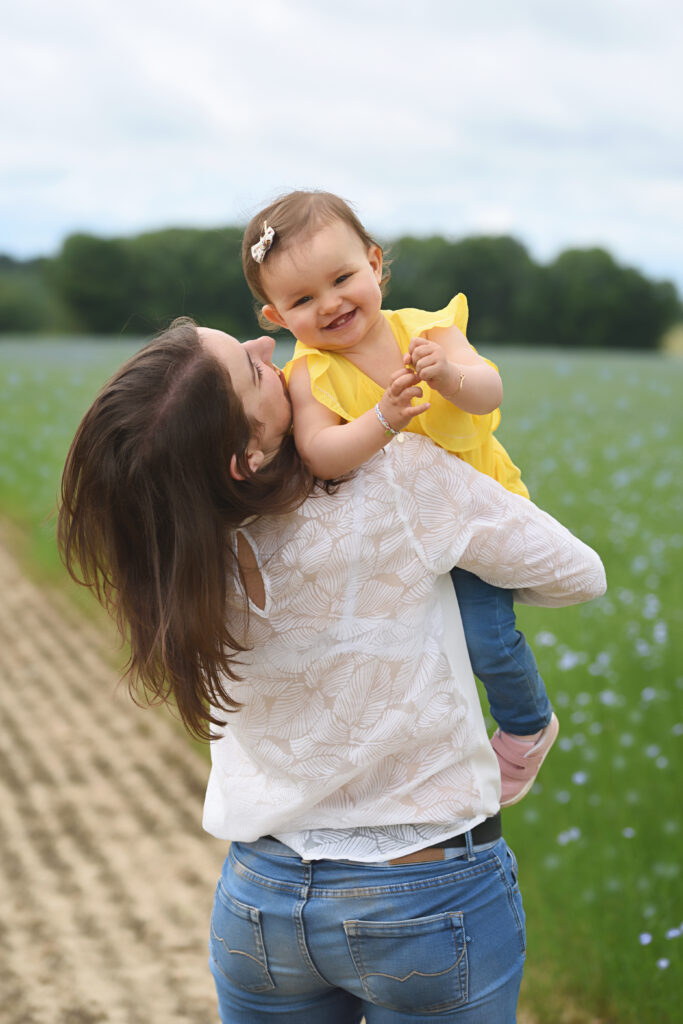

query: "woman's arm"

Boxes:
[407, 324, 503, 415]
[391, 437, 606, 607]
[460, 493, 607, 608]
[289, 361, 430, 478]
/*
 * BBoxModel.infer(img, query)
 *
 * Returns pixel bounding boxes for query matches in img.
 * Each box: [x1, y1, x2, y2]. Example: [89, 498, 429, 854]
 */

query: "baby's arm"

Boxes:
[288, 360, 430, 479]
[407, 324, 503, 415]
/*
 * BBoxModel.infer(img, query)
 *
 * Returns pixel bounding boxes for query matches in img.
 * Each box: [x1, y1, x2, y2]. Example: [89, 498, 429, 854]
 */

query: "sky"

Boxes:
[2, 0, 683, 294]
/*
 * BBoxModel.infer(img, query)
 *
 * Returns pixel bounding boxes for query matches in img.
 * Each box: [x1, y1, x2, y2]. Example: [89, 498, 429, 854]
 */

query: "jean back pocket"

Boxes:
[344, 911, 468, 1013]
[209, 881, 274, 993]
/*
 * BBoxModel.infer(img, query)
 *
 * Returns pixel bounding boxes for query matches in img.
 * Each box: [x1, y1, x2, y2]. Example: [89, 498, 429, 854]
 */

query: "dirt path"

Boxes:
[0, 537, 226, 1024]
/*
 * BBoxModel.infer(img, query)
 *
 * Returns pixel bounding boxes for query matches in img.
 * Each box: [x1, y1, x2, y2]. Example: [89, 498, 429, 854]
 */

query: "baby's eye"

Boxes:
[254, 362, 263, 381]
[292, 295, 311, 308]
[335, 273, 351, 285]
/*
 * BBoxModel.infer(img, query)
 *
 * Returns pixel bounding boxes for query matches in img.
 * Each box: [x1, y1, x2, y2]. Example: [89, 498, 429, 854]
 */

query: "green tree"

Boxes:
[49, 234, 137, 333]
[440, 236, 539, 344]
[49, 228, 257, 338]
[384, 235, 455, 312]
[15, 226, 682, 349]
[0, 257, 58, 332]
[385, 235, 540, 344]
[529, 248, 681, 349]
[124, 227, 254, 336]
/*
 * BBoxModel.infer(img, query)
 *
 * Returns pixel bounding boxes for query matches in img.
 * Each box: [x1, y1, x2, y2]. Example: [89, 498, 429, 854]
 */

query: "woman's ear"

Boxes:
[262, 304, 287, 329]
[229, 454, 245, 481]
[368, 244, 383, 283]
[229, 449, 265, 481]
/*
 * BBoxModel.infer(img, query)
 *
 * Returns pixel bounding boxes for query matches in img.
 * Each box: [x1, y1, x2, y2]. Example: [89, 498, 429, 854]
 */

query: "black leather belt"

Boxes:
[432, 811, 502, 849]
[387, 813, 503, 865]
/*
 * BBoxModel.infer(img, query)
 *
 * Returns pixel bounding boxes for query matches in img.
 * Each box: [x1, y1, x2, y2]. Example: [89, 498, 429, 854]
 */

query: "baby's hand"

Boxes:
[406, 336, 457, 397]
[377, 368, 430, 433]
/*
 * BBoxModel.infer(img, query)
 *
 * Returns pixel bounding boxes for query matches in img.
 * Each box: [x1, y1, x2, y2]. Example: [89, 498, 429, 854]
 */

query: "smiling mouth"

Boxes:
[324, 309, 356, 330]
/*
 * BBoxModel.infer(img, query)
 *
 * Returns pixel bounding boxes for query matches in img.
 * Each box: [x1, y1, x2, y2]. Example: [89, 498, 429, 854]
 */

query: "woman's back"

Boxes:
[205, 436, 500, 857]
[204, 433, 604, 859]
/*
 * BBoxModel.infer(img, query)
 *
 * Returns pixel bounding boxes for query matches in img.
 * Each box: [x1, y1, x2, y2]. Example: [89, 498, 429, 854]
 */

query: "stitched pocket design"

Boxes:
[209, 882, 274, 993]
[343, 911, 468, 1013]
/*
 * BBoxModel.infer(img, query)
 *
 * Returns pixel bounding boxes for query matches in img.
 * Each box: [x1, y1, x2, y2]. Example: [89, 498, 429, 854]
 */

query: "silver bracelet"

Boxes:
[374, 403, 401, 436]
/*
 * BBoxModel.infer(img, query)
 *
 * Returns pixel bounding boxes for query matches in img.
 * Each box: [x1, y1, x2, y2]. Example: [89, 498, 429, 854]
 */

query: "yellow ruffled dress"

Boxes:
[284, 293, 529, 498]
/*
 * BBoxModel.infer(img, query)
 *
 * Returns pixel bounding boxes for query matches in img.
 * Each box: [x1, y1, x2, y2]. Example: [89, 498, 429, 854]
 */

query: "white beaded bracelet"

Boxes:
[374, 403, 401, 436]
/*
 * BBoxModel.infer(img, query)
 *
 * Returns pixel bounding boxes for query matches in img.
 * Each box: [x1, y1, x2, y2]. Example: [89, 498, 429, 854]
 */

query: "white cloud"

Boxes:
[1, 0, 682, 294]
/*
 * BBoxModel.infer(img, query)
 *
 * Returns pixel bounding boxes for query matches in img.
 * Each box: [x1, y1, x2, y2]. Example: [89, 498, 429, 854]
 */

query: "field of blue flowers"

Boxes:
[492, 346, 682, 1022]
[1, 337, 681, 1022]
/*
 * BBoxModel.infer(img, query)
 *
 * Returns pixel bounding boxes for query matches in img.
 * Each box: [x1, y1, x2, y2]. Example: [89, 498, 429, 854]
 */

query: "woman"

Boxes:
[59, 318, 606, 1023]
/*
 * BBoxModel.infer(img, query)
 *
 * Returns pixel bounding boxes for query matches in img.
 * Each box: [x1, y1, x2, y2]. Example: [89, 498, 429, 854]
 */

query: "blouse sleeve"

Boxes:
[386, 436, 606, 608]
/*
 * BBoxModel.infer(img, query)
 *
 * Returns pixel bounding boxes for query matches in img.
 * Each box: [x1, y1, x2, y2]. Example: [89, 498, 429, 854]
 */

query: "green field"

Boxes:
[2, 337, 682, 1022]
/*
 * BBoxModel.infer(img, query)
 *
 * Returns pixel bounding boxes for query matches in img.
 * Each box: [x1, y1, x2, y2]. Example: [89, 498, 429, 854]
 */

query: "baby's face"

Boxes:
[260, 218, 384, 355]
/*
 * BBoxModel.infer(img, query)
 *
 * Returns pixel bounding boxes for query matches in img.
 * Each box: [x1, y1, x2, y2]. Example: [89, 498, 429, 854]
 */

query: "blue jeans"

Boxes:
[450, 568, 552, 734]
[209, 834, 525, 1022]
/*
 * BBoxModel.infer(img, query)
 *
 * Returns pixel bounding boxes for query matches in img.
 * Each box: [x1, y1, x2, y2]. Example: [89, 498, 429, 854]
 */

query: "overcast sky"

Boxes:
[2, 0, 682, 294]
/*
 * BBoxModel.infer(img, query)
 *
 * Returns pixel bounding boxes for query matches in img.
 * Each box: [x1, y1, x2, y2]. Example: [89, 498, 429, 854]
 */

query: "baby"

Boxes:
[242, 190, 560, 806]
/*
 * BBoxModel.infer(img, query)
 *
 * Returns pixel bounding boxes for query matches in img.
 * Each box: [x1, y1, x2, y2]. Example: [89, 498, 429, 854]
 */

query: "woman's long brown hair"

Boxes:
[58, 318, 313, 740]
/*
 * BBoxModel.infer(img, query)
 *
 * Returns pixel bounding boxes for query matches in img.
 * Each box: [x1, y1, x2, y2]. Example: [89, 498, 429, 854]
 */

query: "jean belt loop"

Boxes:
[465, 827, 476, 862]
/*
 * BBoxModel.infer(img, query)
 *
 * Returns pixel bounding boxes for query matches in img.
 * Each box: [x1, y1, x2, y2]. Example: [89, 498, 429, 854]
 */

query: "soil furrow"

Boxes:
[0, 534, 224, 1023]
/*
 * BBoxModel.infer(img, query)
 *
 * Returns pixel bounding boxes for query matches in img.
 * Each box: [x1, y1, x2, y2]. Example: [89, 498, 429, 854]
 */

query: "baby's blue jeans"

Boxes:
[450, 568, 553, 734]
[209, 834, 525, 1022]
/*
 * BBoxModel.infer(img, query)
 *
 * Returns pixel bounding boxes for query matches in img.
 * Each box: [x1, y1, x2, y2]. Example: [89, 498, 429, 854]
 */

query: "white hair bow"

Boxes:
[251, 223, 275, 264]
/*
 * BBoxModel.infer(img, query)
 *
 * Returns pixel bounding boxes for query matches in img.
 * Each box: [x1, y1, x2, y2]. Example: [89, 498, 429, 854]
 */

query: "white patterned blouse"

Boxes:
[202, 435, 605, 862]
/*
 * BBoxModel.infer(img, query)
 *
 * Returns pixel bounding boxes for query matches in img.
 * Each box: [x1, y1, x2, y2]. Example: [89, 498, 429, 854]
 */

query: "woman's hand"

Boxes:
[377, 368, 431, 433]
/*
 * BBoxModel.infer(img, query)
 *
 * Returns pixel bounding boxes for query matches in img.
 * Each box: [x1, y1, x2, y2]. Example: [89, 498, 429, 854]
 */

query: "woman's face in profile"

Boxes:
[198, 328, 292, 461]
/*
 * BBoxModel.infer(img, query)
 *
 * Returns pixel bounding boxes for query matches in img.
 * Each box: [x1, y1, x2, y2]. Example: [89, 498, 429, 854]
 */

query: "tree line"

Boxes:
[1, 227, 680, 349]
